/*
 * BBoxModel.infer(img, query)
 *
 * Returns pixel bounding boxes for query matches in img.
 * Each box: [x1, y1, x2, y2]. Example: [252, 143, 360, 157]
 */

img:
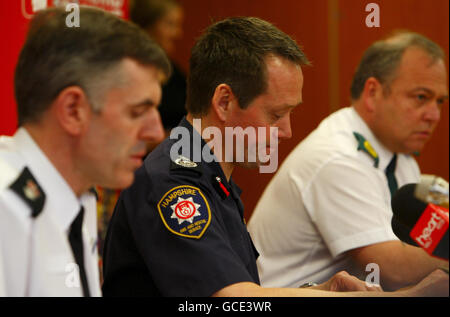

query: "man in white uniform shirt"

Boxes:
[0, 7, 169, 296]
[248, 32, 449, 291]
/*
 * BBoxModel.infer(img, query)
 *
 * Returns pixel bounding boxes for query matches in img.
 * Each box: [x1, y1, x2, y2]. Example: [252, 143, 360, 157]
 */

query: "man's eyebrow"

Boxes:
[287, 100, 303, 108]
[129, 98, 158, 108]
[411, 87, 434, 94]
[411, 87, 449, 99]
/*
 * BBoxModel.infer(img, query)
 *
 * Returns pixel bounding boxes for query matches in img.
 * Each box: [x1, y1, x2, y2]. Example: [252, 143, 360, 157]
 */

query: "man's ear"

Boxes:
[53, 86, 92, 136]
[211, 84, 237, 122]
[361, 77, 383, 113]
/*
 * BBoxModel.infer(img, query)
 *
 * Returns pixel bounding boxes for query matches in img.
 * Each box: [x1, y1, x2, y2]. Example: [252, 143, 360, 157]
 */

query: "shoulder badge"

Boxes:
[174, 155, 197, 168]
[9, 167, 45, 218]
[157, 185, 211, 239]
[170, 155, 202, 175]
[353, 132, 379, 168]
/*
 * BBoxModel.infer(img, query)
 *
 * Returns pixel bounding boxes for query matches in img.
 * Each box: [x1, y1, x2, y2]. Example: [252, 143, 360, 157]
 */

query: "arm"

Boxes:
[302, 157, 442, 290]
[213, 269, 449, 297]
[346, 240, 449, 290]
[213, 283, 377, 297]
[213, 271, 382, 297]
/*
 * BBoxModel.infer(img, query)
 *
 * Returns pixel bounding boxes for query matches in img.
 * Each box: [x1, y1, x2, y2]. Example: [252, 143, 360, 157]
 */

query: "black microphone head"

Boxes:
[391, 183, 428, 228]
[392, 183, 449, 260]
[391, 216, 420, 247]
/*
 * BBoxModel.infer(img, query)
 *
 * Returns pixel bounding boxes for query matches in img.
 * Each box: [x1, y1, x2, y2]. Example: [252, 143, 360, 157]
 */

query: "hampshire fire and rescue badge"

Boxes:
[157, 185, 211, 239]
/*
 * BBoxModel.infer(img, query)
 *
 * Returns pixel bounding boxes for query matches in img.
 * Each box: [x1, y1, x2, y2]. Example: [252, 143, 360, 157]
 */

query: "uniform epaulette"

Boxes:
[9, 167, 45, 218]
[353, 132, 379, 168]
[170, 155, 203, 175]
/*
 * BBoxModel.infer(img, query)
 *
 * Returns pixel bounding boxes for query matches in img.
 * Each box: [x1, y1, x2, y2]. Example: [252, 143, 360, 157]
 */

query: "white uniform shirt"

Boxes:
[0, 128, 101, 296]
[248, 107, 420, 288]
[0, 243, 5, 296]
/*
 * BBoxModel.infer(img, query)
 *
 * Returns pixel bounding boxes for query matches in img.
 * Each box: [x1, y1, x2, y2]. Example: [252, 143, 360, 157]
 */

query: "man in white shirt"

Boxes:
[0, 6, 169, 296]
[248, 31, 449, 291]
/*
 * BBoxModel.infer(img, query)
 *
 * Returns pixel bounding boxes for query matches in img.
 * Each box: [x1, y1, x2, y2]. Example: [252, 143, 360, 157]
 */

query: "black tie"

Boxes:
[385, 154, 398, 198]
[68, 207, 91, 297]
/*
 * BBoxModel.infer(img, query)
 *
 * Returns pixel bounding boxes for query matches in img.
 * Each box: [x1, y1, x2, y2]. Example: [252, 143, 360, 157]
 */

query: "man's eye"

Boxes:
[272, 114, 282, 121]
[130, 108, 147, 118]
[416, 94, 427, 102]
[437, 98, 447, 106]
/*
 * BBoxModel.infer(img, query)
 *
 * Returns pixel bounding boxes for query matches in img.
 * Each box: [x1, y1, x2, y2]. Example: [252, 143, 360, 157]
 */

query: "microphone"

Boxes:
[391, 183, 449, 261]
[415, 175, 449, 208]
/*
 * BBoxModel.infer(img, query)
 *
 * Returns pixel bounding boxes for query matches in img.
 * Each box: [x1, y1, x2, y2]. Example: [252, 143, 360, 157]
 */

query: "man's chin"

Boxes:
[235, 161, 260, 170]
[238, 158, 275, 171]
[100, 174, 135, 190]
[403, 142, 426, 155]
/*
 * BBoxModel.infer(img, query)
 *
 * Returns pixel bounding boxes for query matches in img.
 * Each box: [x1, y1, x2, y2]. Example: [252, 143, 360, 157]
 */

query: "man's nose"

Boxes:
[140, 108, 165, 143]
[276, 115, 292, 140]
[423, 100, 441, 124]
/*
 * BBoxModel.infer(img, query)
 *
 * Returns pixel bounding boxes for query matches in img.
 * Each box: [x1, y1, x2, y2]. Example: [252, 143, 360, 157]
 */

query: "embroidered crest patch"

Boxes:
[157, 185, 211, 239]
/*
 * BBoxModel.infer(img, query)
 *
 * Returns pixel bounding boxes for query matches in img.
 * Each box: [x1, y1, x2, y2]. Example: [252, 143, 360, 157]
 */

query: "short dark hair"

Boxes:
[186, 17, 310, 116]
[350, 31, 445, 101]
[130, 0, 180, 29]
[15, 6, 171, 125]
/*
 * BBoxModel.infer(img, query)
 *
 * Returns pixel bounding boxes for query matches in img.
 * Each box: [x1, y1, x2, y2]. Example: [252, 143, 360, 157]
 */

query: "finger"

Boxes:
[343, 277, 369, 292]
[366, 283, 383, 292]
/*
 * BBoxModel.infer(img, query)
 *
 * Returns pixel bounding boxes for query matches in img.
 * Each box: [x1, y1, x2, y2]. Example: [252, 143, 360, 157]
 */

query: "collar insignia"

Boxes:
[174, 156, 198, 168]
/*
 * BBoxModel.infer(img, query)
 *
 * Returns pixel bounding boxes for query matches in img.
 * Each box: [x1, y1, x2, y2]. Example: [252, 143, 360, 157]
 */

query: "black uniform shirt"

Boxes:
[102, 118, 260, 296]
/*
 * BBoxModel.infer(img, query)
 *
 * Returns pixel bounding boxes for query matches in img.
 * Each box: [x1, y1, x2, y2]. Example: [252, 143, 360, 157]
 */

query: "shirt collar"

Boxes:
[176, 117, 241, 196]
[13, 128, 87, 231]
[349, 107, 396, 171]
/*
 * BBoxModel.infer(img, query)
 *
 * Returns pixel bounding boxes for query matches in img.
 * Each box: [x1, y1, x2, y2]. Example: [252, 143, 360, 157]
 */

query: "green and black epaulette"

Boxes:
[353, 132, 379, 168]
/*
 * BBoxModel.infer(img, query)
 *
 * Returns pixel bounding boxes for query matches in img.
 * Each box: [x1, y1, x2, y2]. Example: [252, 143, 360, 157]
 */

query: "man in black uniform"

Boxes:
[102, 117, 260, 296]
[102, 17, 448, 297]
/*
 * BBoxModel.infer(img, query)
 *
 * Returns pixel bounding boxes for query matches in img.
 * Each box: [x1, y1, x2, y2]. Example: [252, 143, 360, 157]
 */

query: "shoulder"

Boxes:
[0, 159, 46, 219]
[0, 134, 46, 212]
[280, 117, 360, 186]
[119, 144, 214, 240]
[292, 108, 360, 160]
[0, 158, 20, 193]
[122, 140, 210, 211]
[0, 166, 46, 237]
[145, 140, 205, 190]
[0, 136, 25, 192]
